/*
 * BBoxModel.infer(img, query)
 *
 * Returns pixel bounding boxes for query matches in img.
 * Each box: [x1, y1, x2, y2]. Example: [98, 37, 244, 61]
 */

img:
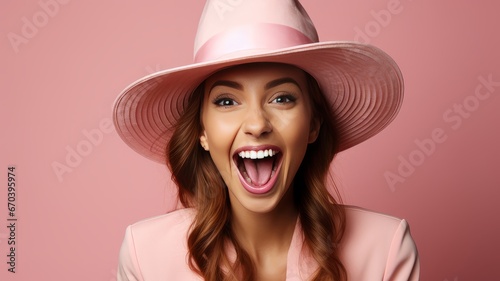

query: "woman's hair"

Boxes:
[167, 63, 347, 281]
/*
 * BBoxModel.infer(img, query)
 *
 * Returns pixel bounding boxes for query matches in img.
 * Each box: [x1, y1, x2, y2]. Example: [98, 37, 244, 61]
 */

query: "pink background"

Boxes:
[1, 0, 499, 280]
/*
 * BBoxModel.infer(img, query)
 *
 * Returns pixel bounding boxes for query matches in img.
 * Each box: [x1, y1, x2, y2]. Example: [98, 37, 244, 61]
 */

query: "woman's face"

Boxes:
[200, 63, 320, 214]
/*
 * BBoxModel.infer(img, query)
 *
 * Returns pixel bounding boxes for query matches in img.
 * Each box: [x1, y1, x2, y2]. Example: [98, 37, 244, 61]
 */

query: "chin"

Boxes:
[228, 177, 294, 214]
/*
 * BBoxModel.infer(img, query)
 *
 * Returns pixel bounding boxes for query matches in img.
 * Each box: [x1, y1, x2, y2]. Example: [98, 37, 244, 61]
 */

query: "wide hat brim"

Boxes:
[113, 41, 403, 164]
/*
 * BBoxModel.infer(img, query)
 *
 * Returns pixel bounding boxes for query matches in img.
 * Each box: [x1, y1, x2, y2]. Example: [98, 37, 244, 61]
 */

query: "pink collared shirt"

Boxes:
[117, 206, 420, 280]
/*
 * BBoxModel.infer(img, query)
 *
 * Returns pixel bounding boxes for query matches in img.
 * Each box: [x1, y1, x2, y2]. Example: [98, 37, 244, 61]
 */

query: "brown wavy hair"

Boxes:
[167, 63, 347, 281]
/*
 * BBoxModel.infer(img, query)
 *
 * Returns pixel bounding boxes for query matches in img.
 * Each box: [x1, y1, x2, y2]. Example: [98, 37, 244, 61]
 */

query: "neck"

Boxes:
[230, 189, 298, 259]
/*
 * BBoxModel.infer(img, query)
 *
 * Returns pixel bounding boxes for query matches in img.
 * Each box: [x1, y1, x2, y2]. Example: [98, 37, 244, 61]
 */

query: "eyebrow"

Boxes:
[209, 80, 243, 92]
[209, 77, 301, 92]
[265, 77, 301, 91]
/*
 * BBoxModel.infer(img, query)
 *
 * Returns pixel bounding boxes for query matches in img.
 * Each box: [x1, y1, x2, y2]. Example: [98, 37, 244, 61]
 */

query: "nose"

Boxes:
[242, 106, 272, 138]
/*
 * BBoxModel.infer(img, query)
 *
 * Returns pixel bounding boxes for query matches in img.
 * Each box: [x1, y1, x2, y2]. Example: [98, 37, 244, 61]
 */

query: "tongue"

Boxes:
[242, 158, 274, 186]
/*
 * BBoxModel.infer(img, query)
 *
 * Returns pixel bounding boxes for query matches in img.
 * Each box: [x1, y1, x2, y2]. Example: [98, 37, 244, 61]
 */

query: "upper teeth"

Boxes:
[238, 149, 277, 159]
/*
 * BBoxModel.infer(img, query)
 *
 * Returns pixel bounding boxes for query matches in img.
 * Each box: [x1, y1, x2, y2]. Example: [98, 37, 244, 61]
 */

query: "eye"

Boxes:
[271, 93, 297, 104]
[213, 96, 239, 107]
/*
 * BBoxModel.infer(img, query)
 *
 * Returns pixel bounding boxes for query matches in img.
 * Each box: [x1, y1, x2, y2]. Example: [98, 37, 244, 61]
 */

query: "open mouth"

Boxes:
[233, 146, 282, 194]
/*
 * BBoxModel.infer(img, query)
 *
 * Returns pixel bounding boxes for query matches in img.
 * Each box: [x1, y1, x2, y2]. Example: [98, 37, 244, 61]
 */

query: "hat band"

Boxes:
[194, 23, 314, 63]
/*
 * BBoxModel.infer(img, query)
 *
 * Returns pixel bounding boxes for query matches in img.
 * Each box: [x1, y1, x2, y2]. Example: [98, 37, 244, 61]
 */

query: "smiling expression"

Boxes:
[200, 63, 320, 213]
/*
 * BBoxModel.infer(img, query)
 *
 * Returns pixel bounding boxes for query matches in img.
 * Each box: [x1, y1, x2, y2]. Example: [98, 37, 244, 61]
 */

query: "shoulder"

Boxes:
[343, 205, 407, 235]
[341, 205, 409, 260]
[340, 205, 420, 280]
[128, 207, 195, 240]
[117, 208, 201, 281]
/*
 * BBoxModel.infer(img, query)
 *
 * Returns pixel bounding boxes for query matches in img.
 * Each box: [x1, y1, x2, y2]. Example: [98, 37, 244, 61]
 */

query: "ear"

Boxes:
[199, 131, 210, 151]
[308, 117, 321, 143]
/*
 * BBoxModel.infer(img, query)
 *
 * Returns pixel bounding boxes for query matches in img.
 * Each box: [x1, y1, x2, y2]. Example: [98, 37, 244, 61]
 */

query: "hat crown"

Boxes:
[193, 0, 319, 62]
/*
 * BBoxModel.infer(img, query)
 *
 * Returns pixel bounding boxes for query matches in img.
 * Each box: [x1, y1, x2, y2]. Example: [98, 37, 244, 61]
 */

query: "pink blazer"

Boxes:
[117, 206, 420, 280]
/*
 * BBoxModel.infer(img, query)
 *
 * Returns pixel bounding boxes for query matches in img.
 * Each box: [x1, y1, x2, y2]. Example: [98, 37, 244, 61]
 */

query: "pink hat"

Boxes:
[113, 0, 403, 163]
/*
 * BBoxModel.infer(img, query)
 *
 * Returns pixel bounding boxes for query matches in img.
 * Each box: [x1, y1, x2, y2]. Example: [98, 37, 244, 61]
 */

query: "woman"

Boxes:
[114, 1, 419, 280]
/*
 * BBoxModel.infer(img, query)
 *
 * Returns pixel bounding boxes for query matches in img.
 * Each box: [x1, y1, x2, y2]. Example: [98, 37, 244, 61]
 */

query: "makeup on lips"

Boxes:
[233, 145, 283, 194]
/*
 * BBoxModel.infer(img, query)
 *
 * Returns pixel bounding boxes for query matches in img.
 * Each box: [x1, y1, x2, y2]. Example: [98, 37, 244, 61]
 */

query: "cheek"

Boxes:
[288, 124, 311, 157]
[202, 112, 241, 177]
[204, 117, 238, 148]
[273, 110, 312, 143]
[274, 113, 313, 172]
